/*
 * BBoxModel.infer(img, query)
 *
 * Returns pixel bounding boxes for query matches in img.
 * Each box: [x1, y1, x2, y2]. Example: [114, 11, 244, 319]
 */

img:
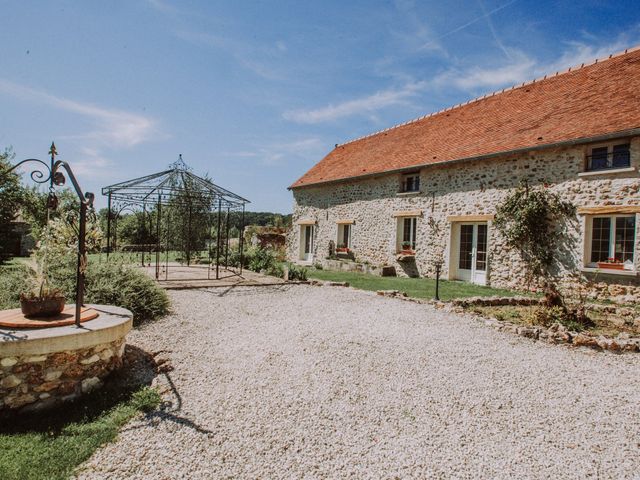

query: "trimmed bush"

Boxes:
[0, 263, 36, 309]
[287, 263, 308, 281]
[46, 261, 170, 324]
[83, 263, 170, 324]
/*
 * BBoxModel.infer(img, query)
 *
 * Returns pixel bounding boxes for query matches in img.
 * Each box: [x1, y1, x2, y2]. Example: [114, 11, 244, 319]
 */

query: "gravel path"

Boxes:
[77, 285, 640, 479]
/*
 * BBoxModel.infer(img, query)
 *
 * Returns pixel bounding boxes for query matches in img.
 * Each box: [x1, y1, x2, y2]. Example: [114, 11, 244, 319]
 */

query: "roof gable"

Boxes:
[290, 46, 640, 189]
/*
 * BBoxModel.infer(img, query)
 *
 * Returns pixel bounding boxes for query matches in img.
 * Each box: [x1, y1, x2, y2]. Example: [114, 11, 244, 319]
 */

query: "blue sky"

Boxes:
[1, 0, 639, 212]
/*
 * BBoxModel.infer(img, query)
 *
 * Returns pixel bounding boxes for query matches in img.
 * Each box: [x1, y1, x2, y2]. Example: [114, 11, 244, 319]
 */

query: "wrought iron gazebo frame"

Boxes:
[101, 156, 250, 281]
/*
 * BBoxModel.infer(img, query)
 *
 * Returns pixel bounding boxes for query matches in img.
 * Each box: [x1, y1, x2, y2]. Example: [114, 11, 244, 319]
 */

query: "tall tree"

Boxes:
[0, 148, 25, 262]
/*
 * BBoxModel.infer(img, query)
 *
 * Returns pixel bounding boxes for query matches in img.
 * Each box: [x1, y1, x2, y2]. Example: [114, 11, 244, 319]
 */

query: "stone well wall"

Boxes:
[0, 305, 132, 413]
[288, 136, 640, 297]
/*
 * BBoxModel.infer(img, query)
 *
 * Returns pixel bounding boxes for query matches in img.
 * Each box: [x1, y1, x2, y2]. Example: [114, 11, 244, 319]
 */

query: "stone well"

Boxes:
[0, 305, 132, 412]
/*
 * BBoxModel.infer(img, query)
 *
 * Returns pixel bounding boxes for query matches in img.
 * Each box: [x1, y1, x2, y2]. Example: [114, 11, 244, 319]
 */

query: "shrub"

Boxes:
[248, 247, 278, 273]
[493, 181, 575, 284]
[0, 263, 36, 309]
[83, 263, 170, 324]
[266, 262, 285, 278]
[47, 261, 170, 324]
[287, 263, 308, 281]
[525, 305, 592, 332]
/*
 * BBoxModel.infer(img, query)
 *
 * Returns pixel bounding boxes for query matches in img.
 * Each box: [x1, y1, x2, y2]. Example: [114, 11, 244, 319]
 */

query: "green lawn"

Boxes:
[0, 387, 160, 480]
[307, 268, 525, 301]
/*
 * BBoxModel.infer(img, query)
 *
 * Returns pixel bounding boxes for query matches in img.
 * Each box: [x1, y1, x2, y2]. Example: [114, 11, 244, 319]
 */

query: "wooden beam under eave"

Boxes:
[447, 214, 495, 222]
[392, 210, 423, 218]
[577, 206, 640, 215]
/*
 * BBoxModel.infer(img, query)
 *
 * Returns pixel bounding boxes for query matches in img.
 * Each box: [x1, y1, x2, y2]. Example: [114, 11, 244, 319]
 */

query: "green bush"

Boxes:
[248, 247, 278, 273]
[287, 263, 308, 281]
[226, 246, 254, 268]
[84, 263, 170, 324]
[47, 262, 170, 324]
[0, 263, 36, 309]
[526, 305, 589, 332]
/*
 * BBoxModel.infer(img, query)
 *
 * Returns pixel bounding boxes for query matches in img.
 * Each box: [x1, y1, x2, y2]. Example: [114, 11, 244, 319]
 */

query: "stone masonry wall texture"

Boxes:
[288, 137, 640, 297]
[0, 338, 126, 412]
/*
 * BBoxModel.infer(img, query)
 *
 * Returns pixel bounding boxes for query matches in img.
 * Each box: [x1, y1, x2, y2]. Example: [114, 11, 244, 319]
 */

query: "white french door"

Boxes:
[456, 223, 488, 285]
[300, 225, 314, 261]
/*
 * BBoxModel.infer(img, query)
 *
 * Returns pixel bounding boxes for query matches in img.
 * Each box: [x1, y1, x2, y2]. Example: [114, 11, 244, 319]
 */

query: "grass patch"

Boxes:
[0, 386, 161, 480]
[307, 269, 524, 301]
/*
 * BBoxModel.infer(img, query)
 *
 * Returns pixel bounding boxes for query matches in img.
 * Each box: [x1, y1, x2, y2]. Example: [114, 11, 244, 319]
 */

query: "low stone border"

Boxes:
[450, 296, 543, 307]
[475, 316, 640, 353]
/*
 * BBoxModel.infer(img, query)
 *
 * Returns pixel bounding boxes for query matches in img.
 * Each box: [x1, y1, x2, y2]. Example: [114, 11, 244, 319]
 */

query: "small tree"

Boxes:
[493, 181, 575, 286]
[0, 148, 25, 262]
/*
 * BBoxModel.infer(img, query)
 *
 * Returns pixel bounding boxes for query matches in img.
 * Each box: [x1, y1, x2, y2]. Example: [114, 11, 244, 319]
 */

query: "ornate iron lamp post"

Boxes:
[2, 143, 94, 327]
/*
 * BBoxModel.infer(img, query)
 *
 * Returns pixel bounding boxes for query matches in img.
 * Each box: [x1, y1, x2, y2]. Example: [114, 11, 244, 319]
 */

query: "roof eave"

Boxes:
[288, 128, 640, 190]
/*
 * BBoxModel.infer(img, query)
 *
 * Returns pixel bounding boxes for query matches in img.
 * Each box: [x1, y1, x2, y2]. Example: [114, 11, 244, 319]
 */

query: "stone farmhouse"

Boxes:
[287, 47, 640, 294]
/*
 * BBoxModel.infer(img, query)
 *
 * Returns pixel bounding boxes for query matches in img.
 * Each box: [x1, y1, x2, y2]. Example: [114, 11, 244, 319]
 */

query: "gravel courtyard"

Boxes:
[77, 285, 640, 479]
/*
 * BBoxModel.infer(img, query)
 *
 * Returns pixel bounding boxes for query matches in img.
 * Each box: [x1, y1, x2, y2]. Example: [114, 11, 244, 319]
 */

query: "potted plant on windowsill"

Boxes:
[597, 258, 625, 271]
[399, 242, 415, 255]
[335, 243, 350, 253]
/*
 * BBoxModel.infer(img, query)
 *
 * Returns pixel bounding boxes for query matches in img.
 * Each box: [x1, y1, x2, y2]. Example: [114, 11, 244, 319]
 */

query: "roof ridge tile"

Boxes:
[335, 44, 640, 148]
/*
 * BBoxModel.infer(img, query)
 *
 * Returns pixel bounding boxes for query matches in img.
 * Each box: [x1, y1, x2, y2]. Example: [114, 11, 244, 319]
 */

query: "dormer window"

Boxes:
[400, 172, 420, 193]
[586, 143, 630, 171]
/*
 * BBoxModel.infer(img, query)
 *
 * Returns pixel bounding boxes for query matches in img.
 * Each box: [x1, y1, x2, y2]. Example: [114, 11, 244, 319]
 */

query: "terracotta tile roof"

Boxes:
[290, 46, 640, 189]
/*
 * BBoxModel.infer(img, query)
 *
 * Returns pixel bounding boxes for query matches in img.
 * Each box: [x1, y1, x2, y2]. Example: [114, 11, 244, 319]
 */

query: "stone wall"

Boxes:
[288, 137, 640, 296]
[0, 305, 132, 413]
[0, 338, 125, 412]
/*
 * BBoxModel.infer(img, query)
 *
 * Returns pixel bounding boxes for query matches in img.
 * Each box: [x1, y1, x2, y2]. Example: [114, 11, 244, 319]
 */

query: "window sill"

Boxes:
[578, 167, 636, 177]
[580, 267, 638, 276]
[396, 191, 422, 196]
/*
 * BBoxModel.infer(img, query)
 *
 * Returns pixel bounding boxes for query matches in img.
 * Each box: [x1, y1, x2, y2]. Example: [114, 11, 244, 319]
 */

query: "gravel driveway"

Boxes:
[77, 285, 640, 479]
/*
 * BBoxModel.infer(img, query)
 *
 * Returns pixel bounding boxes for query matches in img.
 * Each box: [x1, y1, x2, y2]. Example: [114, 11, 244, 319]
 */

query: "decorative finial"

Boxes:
[49, 142, 57, 159]
[169, 153, 191, 171]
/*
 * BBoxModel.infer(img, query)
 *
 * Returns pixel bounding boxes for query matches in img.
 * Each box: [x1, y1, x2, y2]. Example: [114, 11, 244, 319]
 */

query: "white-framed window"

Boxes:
[400, 172, 420, 193]
[337, 223, 351, 249]
[586, 142, 631, 171]
[397, 217, 417, 252]
[585, 215, 636, 268]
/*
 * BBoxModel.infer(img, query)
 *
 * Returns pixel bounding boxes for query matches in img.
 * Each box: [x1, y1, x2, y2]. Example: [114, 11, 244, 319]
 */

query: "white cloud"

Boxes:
[434, 35, 640, 93]
[225, 138, 324, 167]
[283, 82, 427, 124]
[0, 79, 157, 148]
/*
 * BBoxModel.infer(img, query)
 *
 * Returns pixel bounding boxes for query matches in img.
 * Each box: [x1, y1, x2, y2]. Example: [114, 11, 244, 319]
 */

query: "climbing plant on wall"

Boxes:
[493, 181, 576, 284]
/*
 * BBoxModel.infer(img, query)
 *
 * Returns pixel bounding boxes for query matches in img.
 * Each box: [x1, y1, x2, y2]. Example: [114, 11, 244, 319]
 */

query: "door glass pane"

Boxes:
[304, 226, 312, 253]
[411, 218, 417, 248]
[590, 217, 611, 262]
[615, 216, 635, 262]
[342, 224, 350, 247]
[459, 225, 473, 270]
[475, 224, 488, 271]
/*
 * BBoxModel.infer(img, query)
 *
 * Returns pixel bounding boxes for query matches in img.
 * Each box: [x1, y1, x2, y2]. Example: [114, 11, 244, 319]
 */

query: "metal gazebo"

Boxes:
[101, 156, 250, 281]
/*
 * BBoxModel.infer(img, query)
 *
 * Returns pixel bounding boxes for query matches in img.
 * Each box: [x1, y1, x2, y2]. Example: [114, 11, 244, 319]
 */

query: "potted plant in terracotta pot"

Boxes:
[20, 212, 68, 318]
[20, 280, 65, 318]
